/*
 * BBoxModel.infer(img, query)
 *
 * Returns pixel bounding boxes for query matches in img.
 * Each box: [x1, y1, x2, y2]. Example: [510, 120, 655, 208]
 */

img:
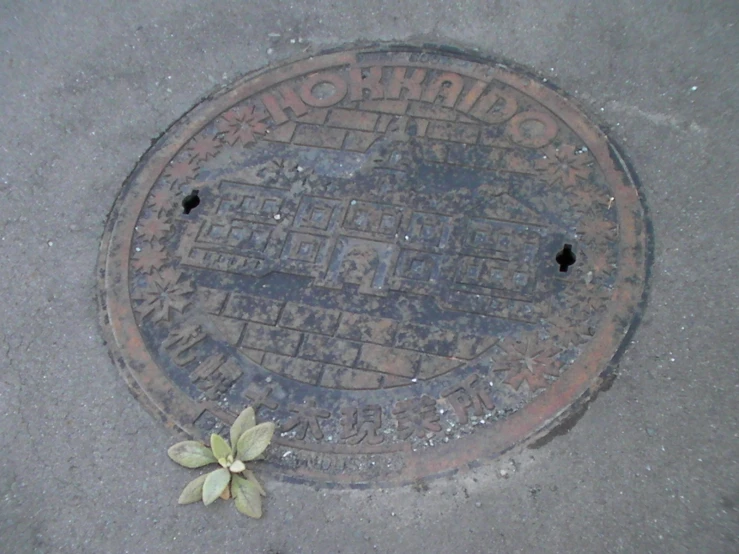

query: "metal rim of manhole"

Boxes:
[98, 43, 649, 487]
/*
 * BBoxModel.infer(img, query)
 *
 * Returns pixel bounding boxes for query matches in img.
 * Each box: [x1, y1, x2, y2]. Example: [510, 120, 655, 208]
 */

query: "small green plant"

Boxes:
[167, 406, 275, 518]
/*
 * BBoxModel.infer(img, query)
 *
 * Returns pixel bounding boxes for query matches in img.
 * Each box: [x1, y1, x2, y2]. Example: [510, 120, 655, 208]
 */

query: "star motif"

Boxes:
[577, 213, 618, 244]
[131, 244, 167, 274]
[216, 104, 268, 146]
[257, 158, 316, 188]
[492, 335, 562, 392]
[569, 179, 612, 214]
[136, 217, 171, 243]
[559, 282, 613, 315]
[582, 283, 613, 313]
[186, 134, 222, 163]
[589, 250, 616, 279]
[546, 313, 593, 348]
[133, 269, 194, 324]
[535, 144, 593, 188]
[147, 188, 175, 215]
[163, 158, 198, 187]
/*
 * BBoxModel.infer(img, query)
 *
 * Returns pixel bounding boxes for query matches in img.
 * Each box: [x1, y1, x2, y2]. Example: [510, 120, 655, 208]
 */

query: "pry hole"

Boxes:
[556, 244, 576, 273]
[182, 190, 200, 214]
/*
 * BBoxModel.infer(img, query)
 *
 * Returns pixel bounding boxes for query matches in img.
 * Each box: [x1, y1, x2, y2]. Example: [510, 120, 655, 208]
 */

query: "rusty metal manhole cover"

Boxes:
[98, 45, 649, 486]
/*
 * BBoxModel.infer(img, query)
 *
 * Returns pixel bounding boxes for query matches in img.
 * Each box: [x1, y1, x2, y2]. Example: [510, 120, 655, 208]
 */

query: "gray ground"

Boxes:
[1, 0, 738, 553]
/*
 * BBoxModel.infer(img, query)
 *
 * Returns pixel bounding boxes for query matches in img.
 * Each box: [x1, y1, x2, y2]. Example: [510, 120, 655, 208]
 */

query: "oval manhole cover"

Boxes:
[98, 45, 649, 486]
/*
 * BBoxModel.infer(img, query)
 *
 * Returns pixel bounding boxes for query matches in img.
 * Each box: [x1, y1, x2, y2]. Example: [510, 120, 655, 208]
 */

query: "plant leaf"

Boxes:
[232, 475, 262, 518]
[168, 441, 217, 468]
[177, 473, 208, 505]
[210, 433, 232, 461]
[230, 406, 256, 447]
[229, 460, 246, 474]
[244, 469, 267, 497]
[236, 422, 276, 461]
[202, 468, 231, 506]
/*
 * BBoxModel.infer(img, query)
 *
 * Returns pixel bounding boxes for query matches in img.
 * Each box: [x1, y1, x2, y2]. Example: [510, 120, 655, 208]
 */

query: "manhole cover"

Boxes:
[98, 45, 649, 486]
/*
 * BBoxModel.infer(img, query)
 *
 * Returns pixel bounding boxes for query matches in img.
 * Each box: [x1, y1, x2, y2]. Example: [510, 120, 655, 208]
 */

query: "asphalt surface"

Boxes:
[1, 1, 737, 553]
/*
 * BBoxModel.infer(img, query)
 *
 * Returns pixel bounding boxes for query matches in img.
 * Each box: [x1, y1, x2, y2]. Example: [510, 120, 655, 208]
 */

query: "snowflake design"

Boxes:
[546, 313, 593, 349]
[561, 283, 613, 314]
[589, 250, 616, 280]
[257, 158, 316, 188]
[147, 187, 176, 215]
[186, 134, 222, 163]
[576, 212, 618, 245]
[163, 158, 198, 187]
[582, 283, 613, 313]
[136, 216, 171, 243]
[568, 179, 612, 214]
[535, 144, 593, 188]
[216, 105, 268, 146]
[131, 244, 167, 274]
[133, 268, 194, 324]
[492, 335, 563, 392]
